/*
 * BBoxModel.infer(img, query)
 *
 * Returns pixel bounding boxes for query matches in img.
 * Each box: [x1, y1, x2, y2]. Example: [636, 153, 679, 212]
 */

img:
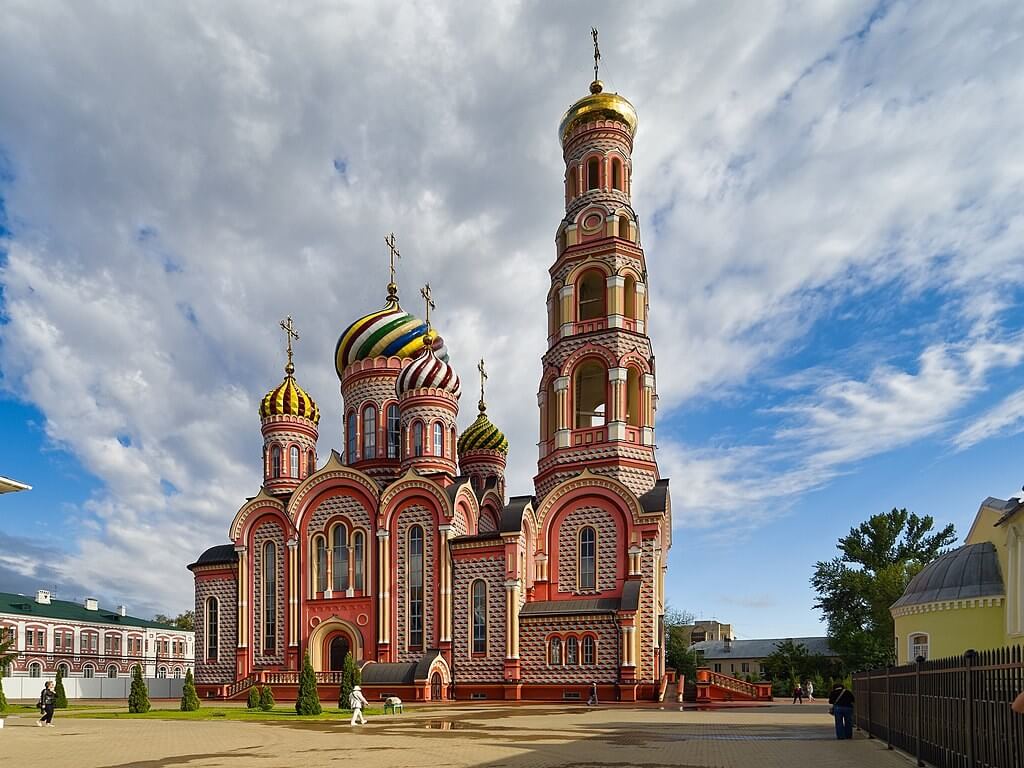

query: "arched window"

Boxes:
[618, 214, 630, 240]
[57, 663, 69, 678]
[413, 421, 424, 457]
[313, 536, 327, 593]
[353, 531, 365, 591]
[271, 445, 282, 478]
[574, 361, 607, 428]
[910, 633, 929, 661]
[624, 274, 637, 318]
[408, 525, 424, 649]
[346, 411, 357, 462]
[387, 404, 401, 458]
[362, 405, 377, 459]
[173, 667, 182, 679]
[566, 636, 579, 665]
[262, 541, 276, 652]
[583, 635, 596, 665]
[567, 166, 577, 199]
[107, 665, 118, 678]
[545, 379, 558, 440]
[548, 637, 562, 665]
[433, 422, 444, 457]
[29, 662, 42, 677]
[332, 526, 349, 593]
[289, 446, 300, 479]
[83, 664, 94, 679]
[587, 157, 600, 190]
[157, 666, 167, 679]
[626, 367, 642, 427]
[471, 580, 487, 654]
[579, 526, 597, 591]
[307, 449, 315, 477]
[451, 426, 457, 459]
[611, 158, 622, 190]
[205, 596, 219, 661]
[577, 270, 605, 321]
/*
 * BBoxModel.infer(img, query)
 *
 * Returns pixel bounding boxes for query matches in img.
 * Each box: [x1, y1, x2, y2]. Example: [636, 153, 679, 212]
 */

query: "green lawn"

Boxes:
[5, 704, 110, 714]
[59, 706, 395, 721]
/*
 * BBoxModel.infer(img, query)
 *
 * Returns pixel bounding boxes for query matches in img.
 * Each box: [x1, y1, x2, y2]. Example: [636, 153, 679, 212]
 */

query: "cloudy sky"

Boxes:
[1, 0, 1022, 639]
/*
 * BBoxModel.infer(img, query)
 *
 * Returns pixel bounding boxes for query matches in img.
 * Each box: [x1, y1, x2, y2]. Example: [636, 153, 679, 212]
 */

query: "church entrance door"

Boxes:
[329, 635, 350, 671]
[430, 672, 442, 700]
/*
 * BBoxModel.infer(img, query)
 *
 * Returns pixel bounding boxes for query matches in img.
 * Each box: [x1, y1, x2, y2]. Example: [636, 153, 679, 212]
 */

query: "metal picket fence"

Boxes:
[852, 646, 1023, 768]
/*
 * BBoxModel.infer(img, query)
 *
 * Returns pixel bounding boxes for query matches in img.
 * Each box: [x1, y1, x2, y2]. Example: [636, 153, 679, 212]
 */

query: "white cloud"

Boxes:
[953, 387, 1024, 451]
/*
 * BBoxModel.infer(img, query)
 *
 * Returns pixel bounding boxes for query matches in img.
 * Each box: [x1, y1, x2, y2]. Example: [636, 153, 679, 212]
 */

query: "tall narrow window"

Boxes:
[271, 445, 282, 478]
[623, 274, 637, 318]
[579, 527, 596, 591]
[289, 446, 300, 478]
[332, 526, 349, 592]
[413, 421, 424, 457]
[549, 637, 562, 665]
[545, 379, 558, 440]
[433, 422, 444, 457]
[567, 166, 577, 199]
[618, 215, 630, 240]
[314, 536, 327, 593]
[387, 404, 400, 458]
[611, 158, 622, 190]
[408, 525, 424, 648]
[577, 270, 605, 321]
[346, 411, 357, 462]
[574, 362, 607, 428]
[83, 664, 94, 679]
[587, 157, 600, 190]
[582, 635, 596, 665]
[205, 595, 219, 659]
[471, 580, 487, 654]
[262, 542, 276, 652]
[566, 636, 579, 665]
[626, 367, 642, 427]
[307, 449, 316, 477]
[362, 405, 377, 459]
[353, 531, 365, 591]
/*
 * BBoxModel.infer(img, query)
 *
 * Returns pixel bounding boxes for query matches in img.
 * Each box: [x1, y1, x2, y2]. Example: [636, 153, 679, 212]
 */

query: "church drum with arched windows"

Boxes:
[189, 66, 671, 704]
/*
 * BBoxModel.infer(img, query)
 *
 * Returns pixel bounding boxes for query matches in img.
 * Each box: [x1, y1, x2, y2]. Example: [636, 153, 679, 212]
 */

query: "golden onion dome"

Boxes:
[260, 364, 320, 424]
[558, 80, 638, 143]
[458, 402, 509, 456]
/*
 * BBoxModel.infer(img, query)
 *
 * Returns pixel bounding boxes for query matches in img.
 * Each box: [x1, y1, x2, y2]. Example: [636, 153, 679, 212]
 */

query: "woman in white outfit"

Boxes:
[349, 685, 369, 725]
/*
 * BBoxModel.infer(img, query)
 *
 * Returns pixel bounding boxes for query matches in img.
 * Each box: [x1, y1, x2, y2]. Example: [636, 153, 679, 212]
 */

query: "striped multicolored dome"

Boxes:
[397, 344, 461, 397]
[260, 371, 320, 424]
[458, 405, 509, 455]
[335, 299, 448, 378]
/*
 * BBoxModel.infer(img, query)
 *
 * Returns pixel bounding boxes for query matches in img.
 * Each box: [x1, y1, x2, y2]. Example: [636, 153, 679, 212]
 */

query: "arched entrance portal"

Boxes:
[329, 635, 350, 671]
[430, 672, 442, 700]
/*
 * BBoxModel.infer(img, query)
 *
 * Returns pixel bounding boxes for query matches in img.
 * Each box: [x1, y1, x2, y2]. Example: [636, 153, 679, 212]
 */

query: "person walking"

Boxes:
[349, 684, 369, 726]
[828, 681, 855, 739]
[37, 681, 57, 727]
[792, 682, 804, 704]
[587, 681, 598, 706]
[805, 680, 815, 701]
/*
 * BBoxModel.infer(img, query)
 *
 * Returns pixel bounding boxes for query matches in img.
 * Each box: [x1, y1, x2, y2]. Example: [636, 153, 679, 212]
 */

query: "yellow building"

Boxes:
[891, 495, 1023, 663]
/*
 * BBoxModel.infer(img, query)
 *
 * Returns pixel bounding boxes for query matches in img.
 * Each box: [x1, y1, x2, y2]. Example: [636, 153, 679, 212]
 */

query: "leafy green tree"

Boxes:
[663, 606, 698, 682]
[812, 508, 955, 670]
[128, 664, 150, 713]
[259, 684, 276, 711]
[0, 633, 10, 714]
[54, 666, 68, 708]
[295, 652, 322, 715]
[247, 685, 260, 710]
[339, 652, 358, 709]
[180, 668, 200, 711]
[153, 611, 194, 631]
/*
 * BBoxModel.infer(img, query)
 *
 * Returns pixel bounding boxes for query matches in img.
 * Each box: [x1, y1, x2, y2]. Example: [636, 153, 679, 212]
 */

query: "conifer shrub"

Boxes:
[54, 667, 68, 708]
[128, 665, 150, 713]
[247, 685, 260, 710]
[180, 668, 200, 711]
[295, 652, 322, 716]
[259, 683, 275, 711]
[339, 651, 358, 709]
[0, 675, 8, 714]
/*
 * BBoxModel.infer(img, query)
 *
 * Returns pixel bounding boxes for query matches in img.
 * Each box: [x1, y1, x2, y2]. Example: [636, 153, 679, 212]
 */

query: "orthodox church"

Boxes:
[189, 61, 672, 702]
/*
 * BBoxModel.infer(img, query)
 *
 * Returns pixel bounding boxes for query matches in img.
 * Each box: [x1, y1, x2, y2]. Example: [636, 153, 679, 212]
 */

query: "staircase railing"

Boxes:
[706, 671, 759, 697]
[225, 675, 254, 698]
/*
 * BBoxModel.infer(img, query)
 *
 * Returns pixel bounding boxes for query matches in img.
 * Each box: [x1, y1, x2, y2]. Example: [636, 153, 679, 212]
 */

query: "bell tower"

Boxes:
[534, 42, 658, 500]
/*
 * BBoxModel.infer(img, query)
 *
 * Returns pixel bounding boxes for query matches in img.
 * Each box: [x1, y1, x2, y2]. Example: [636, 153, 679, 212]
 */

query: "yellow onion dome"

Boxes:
[260, 363, 320, 424]
[458, 402, 509, 456]
[397, 343, 461, 398]
[335, 293, 448, 378]
[558, 80, 637, 143]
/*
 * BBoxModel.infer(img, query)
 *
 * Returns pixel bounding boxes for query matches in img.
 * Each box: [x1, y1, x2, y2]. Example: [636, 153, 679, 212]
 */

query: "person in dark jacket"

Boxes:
[792, 682, 804, 704]
[37, 681, 57, 727]
[587, 681, 598, 706]
[828, 681, 855, 739]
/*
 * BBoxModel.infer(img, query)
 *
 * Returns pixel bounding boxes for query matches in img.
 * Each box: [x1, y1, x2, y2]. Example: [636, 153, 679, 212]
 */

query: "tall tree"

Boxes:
[812, 508, 955, 670]
[295, 652, 322, 716]
[663, 606, 698, 682]
[54, 666, 68, 708]
[153, 612, 194, 631]
[128, 664, 150, 713]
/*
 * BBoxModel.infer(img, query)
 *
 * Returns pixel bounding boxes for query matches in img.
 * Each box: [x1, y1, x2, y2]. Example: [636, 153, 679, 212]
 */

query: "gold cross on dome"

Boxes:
[591, 27, 601, 82]
[385, 232, 402, 303]
[420, 283, 435, 328]
[477, 358, 488, 412]
[280, 315, 299, 373]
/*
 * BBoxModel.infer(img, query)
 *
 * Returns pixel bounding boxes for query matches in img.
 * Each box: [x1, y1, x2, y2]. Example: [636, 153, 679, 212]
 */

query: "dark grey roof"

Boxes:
[187, 544, 237, 570]
[639, 479, 670, 514]
[500, 495, 534, 534]
[521, 598, 620, 617]
[988, 496, 1024, 526]
[414, 651, 442, 680]
[891, 542, 1004, 609]
[450, 532, 503, 546]
[446, 476, 472, 504]
[360, 662, 417, 685]
[620, 579, 641, 611]
[691, 637, 837, 659]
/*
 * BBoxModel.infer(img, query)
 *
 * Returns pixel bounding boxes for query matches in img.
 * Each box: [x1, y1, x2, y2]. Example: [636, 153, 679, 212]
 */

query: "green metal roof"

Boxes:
[0, 592, 183, 631]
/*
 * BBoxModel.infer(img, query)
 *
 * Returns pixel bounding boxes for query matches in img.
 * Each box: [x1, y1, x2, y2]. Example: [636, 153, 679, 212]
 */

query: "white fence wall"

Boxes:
[1, 677, 184, 700]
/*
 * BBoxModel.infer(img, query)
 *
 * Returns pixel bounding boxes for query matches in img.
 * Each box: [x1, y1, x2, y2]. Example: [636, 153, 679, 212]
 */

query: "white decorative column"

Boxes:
[607, 274, 625, 328]
[287, 537, 298, 648]
[438, 525, 452, 643]
[505, 579, 521, 659]
[608, 367, 627, 440]
[377, 530, 391, 647]
[235, 545, 248, 648]
[554, 376, 571, 447]
[559, 285, 575, 337]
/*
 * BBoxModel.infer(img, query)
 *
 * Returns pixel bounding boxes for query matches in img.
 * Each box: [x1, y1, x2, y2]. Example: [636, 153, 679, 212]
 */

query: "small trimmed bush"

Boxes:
[259, 684, 275, 711]
[0, 674, 8, 714]
[180, 668, 200, 711]
[54, 667, 68, 708]
[247, 686, 260, 710]
[295, 652, 322, 716]
[128, 665, 150, 713]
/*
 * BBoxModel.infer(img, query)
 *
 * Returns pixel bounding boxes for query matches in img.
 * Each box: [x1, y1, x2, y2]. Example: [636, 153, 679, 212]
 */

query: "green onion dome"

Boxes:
[260, 363, 320, 424]
[458, 402, 509, 455]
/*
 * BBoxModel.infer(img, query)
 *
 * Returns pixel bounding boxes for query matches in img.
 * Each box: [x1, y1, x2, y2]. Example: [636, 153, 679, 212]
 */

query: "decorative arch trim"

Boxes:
[229, 489, 289, 542]
[286, 450, 380, 530]
[565, 258, 613, 286]
[534, 469, 644, 530]
[308, 617, 364, 670]
[561, 343, 618, 377]
[379, 469, 453, 529]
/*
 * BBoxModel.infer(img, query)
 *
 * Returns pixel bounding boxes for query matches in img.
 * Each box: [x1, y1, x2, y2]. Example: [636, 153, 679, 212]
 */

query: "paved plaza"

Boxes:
[1, 701, 911, 768]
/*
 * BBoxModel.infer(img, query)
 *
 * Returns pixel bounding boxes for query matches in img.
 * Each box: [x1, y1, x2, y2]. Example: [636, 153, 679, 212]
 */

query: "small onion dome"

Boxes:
[335, 297, 448, 378]
[397, 343, 461, 397]
[558, 80, 638, 142]
[260, 365, 320, 424]
[458, 403, 509, 455]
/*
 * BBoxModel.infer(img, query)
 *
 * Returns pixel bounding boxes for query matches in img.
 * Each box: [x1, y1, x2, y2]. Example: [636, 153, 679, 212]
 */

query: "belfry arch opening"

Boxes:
[624, 274, 637, 319]
[611, 158, 623, 191]
[574, 361, 607, 428]
[618, 215, 630, 241]
[586, 157, 600, 191]
[577, 270, 605, 321]
[567, 167, 577, 200]
[626, 367, 642, 427]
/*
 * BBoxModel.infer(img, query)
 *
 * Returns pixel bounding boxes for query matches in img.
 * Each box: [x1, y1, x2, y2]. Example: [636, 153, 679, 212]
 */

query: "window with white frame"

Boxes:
[548, 637, 562, 665]
[107, 665, 118, 678]
[471, 580, 487, 654]
[29, 662, 42, 677]
[206, 597, 218, 661]
[578, 526, 597, 591]
[582, 635, 596, 665]
[83, 664, 94, 678]
[290, 445, 300, 479]
[910, 633, 929, 661]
